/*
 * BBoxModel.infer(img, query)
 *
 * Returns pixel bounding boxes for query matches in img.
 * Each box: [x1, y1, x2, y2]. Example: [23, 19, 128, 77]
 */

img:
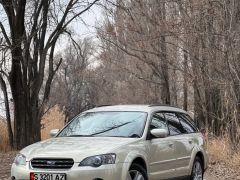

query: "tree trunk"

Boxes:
[10, 47, 41, 149]
[0, 75, 14, 148]
[159, 0, 170, 105]
[191, 39, 205, 129]
[193, 78, 205, 129]
[183, 51, 188, 111]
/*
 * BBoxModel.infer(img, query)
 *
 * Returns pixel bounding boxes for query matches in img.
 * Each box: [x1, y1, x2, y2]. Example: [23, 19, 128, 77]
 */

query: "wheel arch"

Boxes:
[195, 151, 205, 169]
[120, 152, 149, 180]
[189, 146, 207, 175]
[131, 156, 147, 172]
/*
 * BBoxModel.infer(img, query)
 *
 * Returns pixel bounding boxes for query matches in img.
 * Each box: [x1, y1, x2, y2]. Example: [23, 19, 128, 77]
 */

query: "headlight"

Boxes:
[14, 153, 26, 166]
[79, 153, 116, 167]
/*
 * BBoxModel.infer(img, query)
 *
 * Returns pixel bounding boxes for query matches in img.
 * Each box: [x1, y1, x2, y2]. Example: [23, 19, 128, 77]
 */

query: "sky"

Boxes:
[73, 4, 104, 37]
[55, 3, 104, 52]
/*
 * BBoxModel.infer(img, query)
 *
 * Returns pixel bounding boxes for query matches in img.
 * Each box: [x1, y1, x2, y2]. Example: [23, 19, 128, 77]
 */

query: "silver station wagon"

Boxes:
[11, 105, 208, 180]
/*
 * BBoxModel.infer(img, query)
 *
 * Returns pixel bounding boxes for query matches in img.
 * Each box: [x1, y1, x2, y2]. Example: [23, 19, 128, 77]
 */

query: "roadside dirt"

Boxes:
[0, 152, 239, 180]
[0, 152, 16, 180]
[206, 162, 240, 180]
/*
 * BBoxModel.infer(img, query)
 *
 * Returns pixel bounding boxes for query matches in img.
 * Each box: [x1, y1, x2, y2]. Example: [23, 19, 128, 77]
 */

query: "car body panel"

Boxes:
[173, 133, 199, 176]
[20, 137, 139, 162]
[148, 136, 177, 179]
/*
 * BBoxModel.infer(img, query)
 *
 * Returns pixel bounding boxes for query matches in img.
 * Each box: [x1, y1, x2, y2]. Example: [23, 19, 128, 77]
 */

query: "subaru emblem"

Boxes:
[47, 161, 56, 165]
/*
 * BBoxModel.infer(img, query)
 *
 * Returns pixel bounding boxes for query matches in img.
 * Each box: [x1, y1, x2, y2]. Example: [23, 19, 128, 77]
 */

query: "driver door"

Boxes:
[148, 113, 177, 179]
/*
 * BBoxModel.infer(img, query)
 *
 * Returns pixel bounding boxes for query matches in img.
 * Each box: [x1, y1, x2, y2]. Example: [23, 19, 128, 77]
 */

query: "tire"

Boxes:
[190, 156, 204, 180]
[127, 163, 148, 180]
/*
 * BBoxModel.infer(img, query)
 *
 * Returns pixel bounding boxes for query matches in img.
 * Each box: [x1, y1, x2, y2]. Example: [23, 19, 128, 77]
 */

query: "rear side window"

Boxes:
[178, 113, 198, 133]
[164, 113, 186, 135]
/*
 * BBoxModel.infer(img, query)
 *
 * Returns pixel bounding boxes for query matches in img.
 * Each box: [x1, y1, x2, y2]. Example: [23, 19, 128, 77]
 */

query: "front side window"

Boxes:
[58, 111, 147, 138]
[150, 113, 168, 132]
[164, 112, 186, 135]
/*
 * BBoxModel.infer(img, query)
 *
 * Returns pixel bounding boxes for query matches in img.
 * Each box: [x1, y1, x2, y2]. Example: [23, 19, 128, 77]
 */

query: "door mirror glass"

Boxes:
[50, 129, 60, 137]
[150, 128, 168, 138]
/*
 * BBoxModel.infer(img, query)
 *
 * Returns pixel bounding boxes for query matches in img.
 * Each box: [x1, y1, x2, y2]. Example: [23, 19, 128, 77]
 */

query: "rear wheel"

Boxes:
[190, 156, 203, 180]
[127, 163, 148, 180]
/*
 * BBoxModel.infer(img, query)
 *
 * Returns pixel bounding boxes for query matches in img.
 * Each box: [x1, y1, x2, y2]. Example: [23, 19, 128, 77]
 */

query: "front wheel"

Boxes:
[190, 156, 204, 180]
[127, 163, 148, 180]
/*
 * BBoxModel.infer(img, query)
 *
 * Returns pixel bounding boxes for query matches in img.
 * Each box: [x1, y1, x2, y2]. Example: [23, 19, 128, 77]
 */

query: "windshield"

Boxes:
[58, 111, 147, 138]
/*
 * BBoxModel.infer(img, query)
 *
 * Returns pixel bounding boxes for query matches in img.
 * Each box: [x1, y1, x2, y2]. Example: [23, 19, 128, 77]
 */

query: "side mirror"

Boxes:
[150, 129, 168, 138]
[50, 129, 60, 138]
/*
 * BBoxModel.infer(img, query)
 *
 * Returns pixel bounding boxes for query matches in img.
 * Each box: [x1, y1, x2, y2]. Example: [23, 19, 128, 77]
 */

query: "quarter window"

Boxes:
[178, 113, 197, 133]
[164, 113, 186, 135]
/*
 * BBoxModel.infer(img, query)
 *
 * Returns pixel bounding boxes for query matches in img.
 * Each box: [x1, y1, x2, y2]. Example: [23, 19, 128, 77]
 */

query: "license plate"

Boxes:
[32, 173, 66, 180]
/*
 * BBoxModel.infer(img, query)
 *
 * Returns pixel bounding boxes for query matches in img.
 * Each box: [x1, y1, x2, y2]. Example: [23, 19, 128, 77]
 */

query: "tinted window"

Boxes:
[150, 113, 168, 132]
[164, 112, 186, 135]
[178, 113, 197, 133]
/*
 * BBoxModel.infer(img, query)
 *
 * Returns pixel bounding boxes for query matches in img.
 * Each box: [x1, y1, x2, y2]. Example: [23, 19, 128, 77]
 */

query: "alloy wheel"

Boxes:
[193, 161, 203, 180]
[127, 169, 145, 180]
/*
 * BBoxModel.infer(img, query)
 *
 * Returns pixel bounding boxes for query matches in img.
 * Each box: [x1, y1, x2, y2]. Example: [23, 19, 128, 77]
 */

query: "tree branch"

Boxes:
[0, 22, 11, 46]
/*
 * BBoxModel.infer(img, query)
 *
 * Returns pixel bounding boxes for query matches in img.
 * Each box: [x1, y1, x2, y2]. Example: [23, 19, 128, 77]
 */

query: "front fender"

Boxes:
[120, 149, 149, 179]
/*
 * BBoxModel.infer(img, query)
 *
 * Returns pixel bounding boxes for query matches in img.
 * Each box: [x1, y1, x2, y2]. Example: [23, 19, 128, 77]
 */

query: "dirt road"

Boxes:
[205, 173, 218, 180]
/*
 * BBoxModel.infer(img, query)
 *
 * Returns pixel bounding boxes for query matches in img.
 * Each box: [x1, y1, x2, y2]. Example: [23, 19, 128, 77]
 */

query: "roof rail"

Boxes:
[96, 104, 112, 107]
[148, 104, 180, 108]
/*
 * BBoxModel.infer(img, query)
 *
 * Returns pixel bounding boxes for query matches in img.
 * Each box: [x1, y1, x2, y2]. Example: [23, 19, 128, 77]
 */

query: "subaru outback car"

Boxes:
[11, 105, 208, 180]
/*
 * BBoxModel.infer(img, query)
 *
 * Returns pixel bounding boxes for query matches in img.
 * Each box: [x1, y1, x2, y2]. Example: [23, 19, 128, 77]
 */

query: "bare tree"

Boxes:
[0, 0, 99, 149]
[50, 38, 97, 122]
[96, 0, 240, 145]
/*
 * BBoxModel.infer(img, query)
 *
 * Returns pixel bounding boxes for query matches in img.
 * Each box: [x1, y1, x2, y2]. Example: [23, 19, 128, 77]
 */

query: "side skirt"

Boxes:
[163, 175, 191, 180]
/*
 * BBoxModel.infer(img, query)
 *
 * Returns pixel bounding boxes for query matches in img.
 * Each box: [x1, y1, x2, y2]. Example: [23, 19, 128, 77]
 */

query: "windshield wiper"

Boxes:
[66, 134, 94, 137]
[65, 121, 133, 137]
[90, 121, 132, 136]
[128, 134, 141, 138]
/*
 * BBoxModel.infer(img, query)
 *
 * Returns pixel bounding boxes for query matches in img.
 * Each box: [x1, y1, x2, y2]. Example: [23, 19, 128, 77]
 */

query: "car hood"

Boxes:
[21, 137, 140, 162]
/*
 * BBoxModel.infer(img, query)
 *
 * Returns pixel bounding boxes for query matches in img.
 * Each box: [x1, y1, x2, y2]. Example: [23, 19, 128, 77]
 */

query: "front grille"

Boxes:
[31, 158, 74, 169]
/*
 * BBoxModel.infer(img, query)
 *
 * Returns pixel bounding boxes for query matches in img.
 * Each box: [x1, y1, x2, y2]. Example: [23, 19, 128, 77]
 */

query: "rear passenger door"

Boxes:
[177, 113, 198, 167]
[164, 112, 192, 176]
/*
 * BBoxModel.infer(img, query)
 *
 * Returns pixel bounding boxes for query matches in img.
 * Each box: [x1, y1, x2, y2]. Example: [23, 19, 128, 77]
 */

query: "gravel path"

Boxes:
[0, 152, 238, 180]
[205, 173, 219, 180]
[0, 152, 16, 180]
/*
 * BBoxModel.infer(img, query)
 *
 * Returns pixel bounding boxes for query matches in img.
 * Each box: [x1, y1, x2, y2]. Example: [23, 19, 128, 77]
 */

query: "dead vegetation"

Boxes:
[203, 136, 240, 179]
[208, 137, 240, 167]
[41, 106, 65, 140]
[0, 120, 11, 152]
[0, 106, 65, 152]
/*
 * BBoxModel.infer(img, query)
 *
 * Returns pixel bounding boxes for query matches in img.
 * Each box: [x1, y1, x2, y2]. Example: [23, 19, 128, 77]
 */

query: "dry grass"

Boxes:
[0, 106, 65, 152]
[208, 137, 240, 168]
[0, 120, 11, 152]
[41, 106, 65, 140]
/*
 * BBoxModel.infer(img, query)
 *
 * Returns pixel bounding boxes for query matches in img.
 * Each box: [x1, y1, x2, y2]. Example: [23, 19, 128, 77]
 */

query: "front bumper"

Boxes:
[11, 162, 127, 180]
